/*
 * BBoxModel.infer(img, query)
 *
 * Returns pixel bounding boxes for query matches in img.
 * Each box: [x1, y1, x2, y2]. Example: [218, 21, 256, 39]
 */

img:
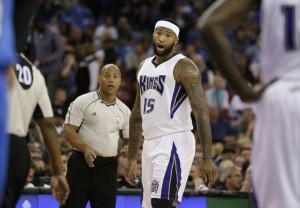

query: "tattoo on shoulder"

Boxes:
[174, 58, 201, 84]
[174, 59, 211, 154]
[173, 58, 205, 118]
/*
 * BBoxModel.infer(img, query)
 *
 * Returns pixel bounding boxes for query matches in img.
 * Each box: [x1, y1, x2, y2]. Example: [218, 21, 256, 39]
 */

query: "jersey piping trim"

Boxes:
[114, 100, 126, 115]
[170, 83, 188, 119]
[67, 102, 73, 124]
[67, 92, 99, 128]
[151, 53, 179, 68]
[77, 92, 99, 131]
[96, 91, 116, 106]
[161, 142, 181, 204]
[77, 120, 83, 133]
[86, 91, 100, 109]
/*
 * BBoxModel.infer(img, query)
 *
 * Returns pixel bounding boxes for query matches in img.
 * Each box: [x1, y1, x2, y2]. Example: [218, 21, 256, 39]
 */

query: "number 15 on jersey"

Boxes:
[143, 98, 155, 114]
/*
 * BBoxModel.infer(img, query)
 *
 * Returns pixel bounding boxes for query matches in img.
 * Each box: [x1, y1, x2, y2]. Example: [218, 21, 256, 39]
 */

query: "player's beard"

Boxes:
[153, 42, 175, 57]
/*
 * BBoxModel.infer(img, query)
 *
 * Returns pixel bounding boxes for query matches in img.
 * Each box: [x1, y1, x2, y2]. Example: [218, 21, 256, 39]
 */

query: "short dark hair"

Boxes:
[160, 18, 179, 27]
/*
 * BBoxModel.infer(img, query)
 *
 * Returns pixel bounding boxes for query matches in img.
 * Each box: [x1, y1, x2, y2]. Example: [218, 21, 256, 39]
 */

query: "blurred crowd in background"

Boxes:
[24, 0, 261, 193]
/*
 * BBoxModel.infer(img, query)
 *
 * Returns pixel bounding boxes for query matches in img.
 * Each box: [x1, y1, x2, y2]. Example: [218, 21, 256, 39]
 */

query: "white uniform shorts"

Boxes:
[141, 131, 195, 208]
[252, 80, 300, 208]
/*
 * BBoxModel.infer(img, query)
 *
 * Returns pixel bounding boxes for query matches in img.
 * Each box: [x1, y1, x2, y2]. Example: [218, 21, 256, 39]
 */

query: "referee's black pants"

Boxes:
[1, 135, 31, 208]
[62, 151, 118, 208]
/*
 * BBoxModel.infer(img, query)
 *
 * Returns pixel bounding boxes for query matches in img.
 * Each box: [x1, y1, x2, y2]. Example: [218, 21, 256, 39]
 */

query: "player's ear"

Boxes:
[175, 37, 179, 45]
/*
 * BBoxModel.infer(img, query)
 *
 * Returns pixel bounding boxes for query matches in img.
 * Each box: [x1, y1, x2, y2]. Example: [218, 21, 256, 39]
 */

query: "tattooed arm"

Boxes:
[124, 61, 144, 186]
[127, 82, 143, 161]
[127, 61, 144, 161]
[174, 58, 218, 187]
[174, 58, 211, 158]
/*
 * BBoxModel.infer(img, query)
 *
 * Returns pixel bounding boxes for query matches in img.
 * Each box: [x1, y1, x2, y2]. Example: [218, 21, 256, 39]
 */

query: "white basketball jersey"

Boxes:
[7, 53, 53, 137]
[137, 54, 193, 140]
[261, 0, 300, 83]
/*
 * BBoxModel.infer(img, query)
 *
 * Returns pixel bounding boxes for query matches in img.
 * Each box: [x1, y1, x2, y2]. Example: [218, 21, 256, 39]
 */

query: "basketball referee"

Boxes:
[62, 64, 131, 208]
[2, 53, 69, 207]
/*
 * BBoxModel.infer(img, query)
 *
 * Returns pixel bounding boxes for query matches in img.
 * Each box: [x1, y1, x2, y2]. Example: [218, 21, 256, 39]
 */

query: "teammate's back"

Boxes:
[261, 0, 300, 83]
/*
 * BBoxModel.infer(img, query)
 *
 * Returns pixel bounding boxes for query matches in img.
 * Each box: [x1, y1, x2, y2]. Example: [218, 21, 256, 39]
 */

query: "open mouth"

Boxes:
[157, 43, 165, 50]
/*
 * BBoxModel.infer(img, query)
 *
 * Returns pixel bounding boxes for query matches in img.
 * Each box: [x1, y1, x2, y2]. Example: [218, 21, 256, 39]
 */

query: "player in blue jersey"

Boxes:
[0, 0, 16, 203]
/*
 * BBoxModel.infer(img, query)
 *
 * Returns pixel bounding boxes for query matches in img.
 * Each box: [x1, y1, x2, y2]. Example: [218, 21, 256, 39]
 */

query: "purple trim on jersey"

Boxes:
[141, 185, 144, 206]
[170, 83, 188, 119]
[161, 142, 182, 202]
[250, 178, 258, 208]
[174, 151, 181, 204]
[170, 84, 180, 113]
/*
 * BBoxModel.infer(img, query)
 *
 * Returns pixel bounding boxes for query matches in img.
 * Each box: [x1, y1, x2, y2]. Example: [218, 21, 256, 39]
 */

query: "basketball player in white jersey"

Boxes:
[124, 18, 218, 208]
[2, 53, 69, 207]
[200, 0, 300, 207]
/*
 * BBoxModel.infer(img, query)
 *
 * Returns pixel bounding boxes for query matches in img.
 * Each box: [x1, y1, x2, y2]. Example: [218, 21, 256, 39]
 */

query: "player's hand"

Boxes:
[200, 159, 218, 188]
[50, 174, 70, 206]
[241, 86, 265, 103]
[123, 159, 138, 186]
[83, 146, 102, 167]
[241, 79, 278, 103]
[120, 145, 128, 158]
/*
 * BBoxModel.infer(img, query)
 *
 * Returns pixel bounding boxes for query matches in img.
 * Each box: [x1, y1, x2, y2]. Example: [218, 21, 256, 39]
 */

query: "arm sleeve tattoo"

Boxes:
[174, 58, 212, 158]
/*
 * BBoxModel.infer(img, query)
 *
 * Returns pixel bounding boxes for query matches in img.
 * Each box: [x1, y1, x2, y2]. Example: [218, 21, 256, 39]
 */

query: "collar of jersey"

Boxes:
[151, 53, 178, 68]
[96, 91, 116, 106]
